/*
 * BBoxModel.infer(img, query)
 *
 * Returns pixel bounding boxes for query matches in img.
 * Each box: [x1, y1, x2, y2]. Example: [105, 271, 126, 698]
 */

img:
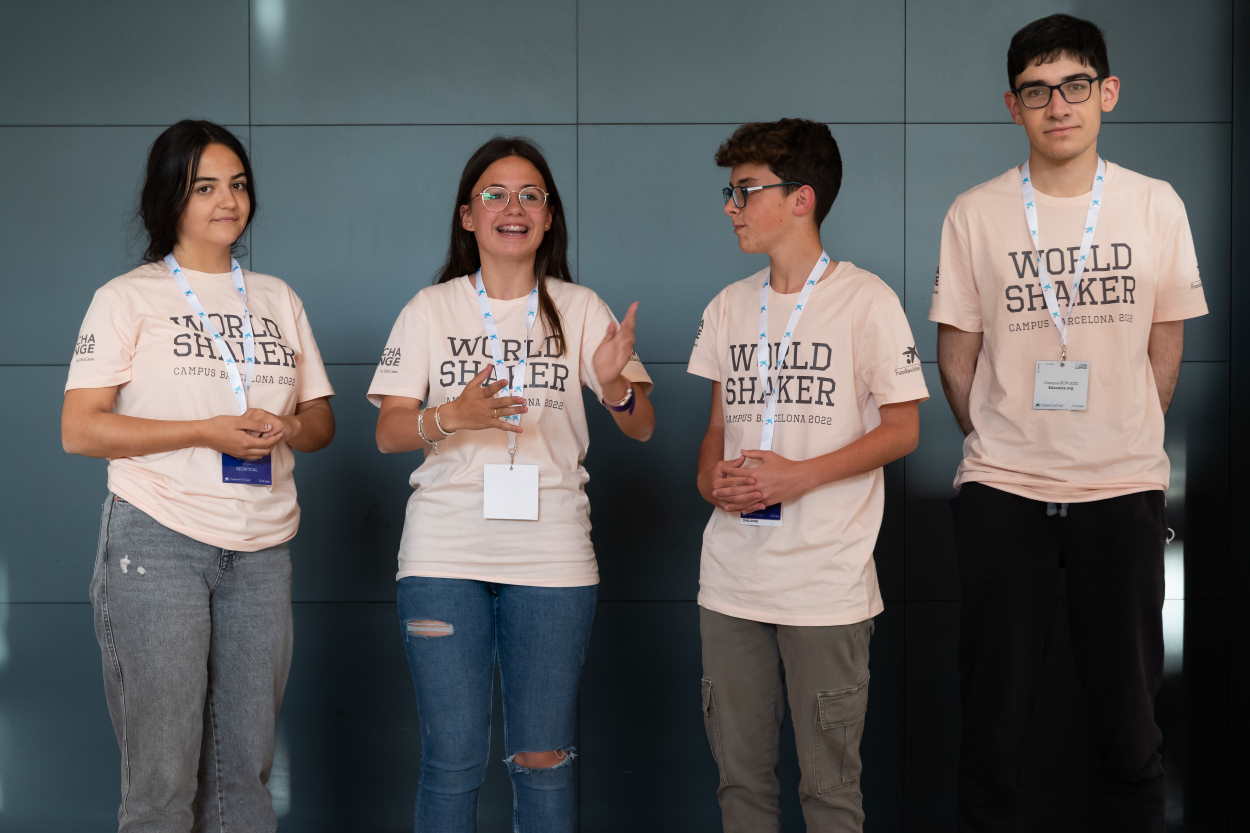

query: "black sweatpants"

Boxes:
[953, 482, 1167, 833]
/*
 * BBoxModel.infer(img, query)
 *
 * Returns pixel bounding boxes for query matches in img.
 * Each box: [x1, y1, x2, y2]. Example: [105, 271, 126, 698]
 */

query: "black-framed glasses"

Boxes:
[722, 181, 802, 209]
[474, 185, 549, 212]
[1013, 76, 1103, 109]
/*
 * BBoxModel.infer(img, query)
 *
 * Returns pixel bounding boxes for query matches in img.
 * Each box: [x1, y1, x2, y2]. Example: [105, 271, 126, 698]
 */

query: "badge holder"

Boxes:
[222, 453, 273, 485]
[1033, 345, 1090, 411]
[740, 503, 782, 527]
[484, 447, 539, 520]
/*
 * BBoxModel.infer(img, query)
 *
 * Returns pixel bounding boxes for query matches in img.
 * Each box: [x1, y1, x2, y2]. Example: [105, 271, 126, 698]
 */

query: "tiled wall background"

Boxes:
[0, 2, 1241, 831]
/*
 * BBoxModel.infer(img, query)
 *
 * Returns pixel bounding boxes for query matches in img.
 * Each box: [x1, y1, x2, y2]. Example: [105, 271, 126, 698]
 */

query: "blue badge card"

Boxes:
[222, 453, 272, 485]
[740, 502, 782, 527]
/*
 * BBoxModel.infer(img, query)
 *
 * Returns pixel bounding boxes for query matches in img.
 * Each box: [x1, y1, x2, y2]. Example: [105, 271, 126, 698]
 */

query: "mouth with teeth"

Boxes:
[495, 223, 530, 238]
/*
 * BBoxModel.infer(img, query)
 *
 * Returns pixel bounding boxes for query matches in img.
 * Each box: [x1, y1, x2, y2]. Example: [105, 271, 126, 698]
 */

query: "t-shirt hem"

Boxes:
[108, 484, 297, 552]
[395, 567, 600, 588]
[697, 594, 883, 627]
[956, 474, 1165, 504]
[927, 310, 983, 332]
[297, 384, 336, 403]
[66, 373, 131, 391]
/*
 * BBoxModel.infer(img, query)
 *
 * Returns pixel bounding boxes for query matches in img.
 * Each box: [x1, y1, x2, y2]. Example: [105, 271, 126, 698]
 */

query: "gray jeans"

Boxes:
[700, 607, 874, 833]
[89, 494, 293, 833]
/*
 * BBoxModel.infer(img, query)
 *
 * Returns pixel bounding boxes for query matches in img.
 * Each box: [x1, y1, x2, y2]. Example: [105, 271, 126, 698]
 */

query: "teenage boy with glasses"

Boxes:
[689, 118, 927, 833]
[929, 14, 1208, 832]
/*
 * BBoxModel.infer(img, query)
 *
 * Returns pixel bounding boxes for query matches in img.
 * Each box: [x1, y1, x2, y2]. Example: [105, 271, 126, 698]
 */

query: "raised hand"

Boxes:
[437, 364, 529, 434]
[592, 301, 639, 395]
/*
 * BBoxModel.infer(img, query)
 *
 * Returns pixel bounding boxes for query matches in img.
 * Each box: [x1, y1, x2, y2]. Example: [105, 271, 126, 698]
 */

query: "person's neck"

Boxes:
[479, 253, 538, 299]
[767, 232, 830, 294]
[171, 241, 233, 273]
[1027, 144, 1100, 197]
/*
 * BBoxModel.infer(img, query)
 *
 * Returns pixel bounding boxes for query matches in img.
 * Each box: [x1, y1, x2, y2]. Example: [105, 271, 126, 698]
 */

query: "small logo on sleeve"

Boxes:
[378, 346, 402, 373]
[73, 333, 96, 360]
[895, 345, 921, 375]
[693, 316, 705, 347]
[932, 269, 941, 294]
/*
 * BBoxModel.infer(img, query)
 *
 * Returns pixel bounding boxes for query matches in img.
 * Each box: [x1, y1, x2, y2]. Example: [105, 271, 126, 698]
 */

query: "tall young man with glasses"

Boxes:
[689, 118, 927, 833]
[930, 14, 1207, 831]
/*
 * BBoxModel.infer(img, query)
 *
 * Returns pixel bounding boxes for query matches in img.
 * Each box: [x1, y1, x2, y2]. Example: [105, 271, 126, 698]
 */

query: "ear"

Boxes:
[459, 203, 474, 232]
[1098, 75, 1121, 114]
[791, 184, 818, 219]
[1004, 90, 1025, 126]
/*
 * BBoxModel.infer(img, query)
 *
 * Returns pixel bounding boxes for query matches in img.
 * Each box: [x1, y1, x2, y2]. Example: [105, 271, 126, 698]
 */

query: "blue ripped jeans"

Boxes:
[396, 577, 597, 833]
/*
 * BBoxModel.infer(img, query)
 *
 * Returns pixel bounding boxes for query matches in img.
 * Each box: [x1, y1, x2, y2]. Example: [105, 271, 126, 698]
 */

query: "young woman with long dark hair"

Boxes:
[368, 136, 654, 833]
[61, 119, 335, 832]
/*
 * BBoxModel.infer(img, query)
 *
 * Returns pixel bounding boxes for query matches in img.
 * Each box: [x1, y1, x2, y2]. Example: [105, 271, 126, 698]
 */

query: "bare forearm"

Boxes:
[696, 427, 725, 505]
[286, 399, 335, 452]
[376, 405, 435, 454]
[796, 416, 919, 492]
[937, 325, 981, 436]
[1148, 320, 1184, 414]
[605, 382, 654, 442]
[63, 412, 205, 459]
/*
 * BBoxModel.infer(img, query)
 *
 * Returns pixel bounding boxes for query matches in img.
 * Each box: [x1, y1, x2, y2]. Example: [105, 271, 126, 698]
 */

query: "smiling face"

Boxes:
[176, 142, 251, 255]
[1005, 53, 1119, 165]
[459, 155, 552, 263]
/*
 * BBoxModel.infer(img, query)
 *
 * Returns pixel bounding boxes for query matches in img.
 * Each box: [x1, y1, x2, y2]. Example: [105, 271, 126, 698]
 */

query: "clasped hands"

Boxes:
[705, 450, 813, 514]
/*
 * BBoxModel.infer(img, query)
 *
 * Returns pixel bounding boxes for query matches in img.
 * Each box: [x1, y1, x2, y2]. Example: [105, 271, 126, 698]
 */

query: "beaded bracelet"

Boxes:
[602, 383, 636, 415]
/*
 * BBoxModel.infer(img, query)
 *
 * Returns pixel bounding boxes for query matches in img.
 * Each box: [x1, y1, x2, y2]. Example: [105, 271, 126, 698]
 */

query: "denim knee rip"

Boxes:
[814, 678, 869, 794]
[405, 619, 455, 638]
[504, 747, 577, 774]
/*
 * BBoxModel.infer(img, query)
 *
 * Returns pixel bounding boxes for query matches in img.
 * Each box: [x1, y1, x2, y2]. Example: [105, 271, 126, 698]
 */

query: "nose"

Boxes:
[1045, 87, 1073, 119]
[723, 194, 739, 218]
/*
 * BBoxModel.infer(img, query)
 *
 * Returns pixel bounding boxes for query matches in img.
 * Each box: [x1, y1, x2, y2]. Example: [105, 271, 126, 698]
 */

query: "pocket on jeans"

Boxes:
[814, 678, 869, 793]
[701, 678, 727, 785]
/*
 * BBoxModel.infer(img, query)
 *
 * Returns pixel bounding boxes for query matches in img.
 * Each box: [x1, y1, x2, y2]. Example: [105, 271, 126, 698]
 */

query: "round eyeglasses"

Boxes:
[475, 185, 549, 212]
[721, 181, 802, 209]
[1013, 76, 1102, 109]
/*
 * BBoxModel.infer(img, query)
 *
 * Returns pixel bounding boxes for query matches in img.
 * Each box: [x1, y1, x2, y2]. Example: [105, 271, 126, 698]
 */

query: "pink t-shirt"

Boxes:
[66, 262, 334, 551]
[688, 261, 929, 626]
[366, 276, 652, 587]
[929, 162, 1208, 503]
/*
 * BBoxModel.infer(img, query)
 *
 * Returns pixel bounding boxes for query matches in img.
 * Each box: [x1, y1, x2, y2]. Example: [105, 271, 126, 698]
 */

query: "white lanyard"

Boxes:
[473, 271, 539, 460]
[755, 251, 830, 451]
[1019, 157, 1106, 359]
[165, 253, 255, 414]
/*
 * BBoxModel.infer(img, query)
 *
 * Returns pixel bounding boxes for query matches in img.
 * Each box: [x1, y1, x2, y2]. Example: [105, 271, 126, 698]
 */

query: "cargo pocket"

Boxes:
[814, 678, 869, 793]
[701, 677, 727, 786]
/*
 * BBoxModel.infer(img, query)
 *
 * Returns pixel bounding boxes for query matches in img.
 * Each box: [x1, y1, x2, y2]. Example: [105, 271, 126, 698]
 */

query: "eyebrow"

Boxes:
[732, 176, 759, 186]
[486, 182, 544, 189]
[1019, 73, 1096, 87]
[192, 172, 248, 183]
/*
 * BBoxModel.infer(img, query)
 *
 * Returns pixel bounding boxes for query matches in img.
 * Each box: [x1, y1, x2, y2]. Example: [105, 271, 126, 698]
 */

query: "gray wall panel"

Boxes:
[0, 603, 117, 831]
[250, 0, 576, 124]
[578, 0, 905, 123]
[249, 125, 578, 364]
[579, 124, 905, 364]
[0, 0, 248, 125]
[906, 0, 1231, 124]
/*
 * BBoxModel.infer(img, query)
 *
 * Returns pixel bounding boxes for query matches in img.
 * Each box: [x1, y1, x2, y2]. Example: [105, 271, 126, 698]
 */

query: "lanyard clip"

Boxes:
[1058, 343, 1068, 364]
[508, 446, 516, 471]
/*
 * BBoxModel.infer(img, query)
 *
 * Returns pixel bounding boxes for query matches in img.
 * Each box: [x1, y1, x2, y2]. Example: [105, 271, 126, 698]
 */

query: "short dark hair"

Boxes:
[1007, 14, 1109, 89]
[436, 136, 573, 356]
[139, 120, 256, 263]
[714, 118, 842, 226]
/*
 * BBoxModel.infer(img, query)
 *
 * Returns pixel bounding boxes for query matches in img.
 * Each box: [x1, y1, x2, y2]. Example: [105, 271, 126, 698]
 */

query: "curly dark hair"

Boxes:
[714, 118, 842, 226]
[1007, 14, 1109, 89]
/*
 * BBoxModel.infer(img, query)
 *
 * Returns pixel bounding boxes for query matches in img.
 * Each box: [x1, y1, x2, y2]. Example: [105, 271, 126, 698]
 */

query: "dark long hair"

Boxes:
[436, 137, 573, 355]
[139, 120, 257, 263]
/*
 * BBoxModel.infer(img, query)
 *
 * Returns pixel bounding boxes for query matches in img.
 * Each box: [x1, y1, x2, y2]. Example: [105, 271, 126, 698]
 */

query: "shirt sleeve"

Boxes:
[366, 295, 430, 407]
[859, 283, 930, 406]
[686, 292, 722, 381]
[579, 294, 652, 399]
[65, 282, 137, 391]
[289, 292, 335, 405]
[1151, 184, 1209, 323]
[928, 200, 983, 333]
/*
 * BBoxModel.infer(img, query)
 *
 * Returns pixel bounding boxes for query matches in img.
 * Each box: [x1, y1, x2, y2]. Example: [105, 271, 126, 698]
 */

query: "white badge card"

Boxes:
[1033, 361, 1090, 411]
[483, 464, 540, 520]
[740, 502, 782, 527]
